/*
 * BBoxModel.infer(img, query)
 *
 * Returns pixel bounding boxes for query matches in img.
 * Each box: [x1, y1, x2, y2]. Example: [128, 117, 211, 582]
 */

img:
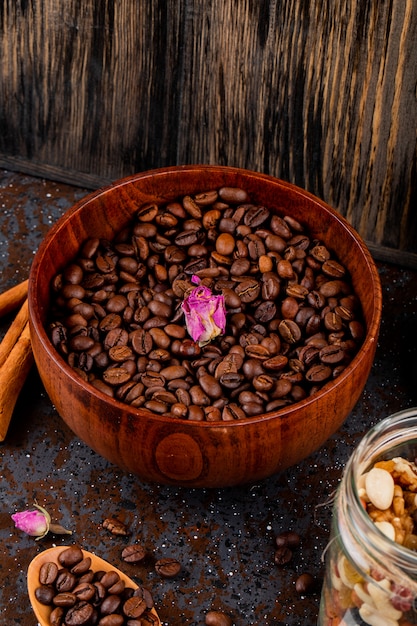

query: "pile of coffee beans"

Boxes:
[34, 545, 158, 625]
[48, 186, 365, 421]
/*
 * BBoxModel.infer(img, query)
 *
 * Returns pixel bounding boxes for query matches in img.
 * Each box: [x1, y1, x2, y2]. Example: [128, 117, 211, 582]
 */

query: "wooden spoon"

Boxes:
[27, 546, 162, 625]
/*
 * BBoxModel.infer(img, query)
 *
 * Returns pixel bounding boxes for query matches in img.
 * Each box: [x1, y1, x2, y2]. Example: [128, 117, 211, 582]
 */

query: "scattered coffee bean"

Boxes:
[154, 557, 181, 578]
[205, 610, 233, 626]
[295, 572, 316, 595]
[58, 545, 84, 568]
[121, 544, 147, 564]
[275, 530, 301, 550]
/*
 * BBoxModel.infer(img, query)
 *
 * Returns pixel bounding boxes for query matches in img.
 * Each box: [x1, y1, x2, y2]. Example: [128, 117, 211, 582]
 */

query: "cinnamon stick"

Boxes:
[0, 279, 29, 318]
[0, 299, 29, 369]
[0, 321, 34, 442]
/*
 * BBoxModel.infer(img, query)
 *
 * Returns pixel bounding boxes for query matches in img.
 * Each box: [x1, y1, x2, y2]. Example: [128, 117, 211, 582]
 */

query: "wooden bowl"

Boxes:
[28, 165, 382, 487]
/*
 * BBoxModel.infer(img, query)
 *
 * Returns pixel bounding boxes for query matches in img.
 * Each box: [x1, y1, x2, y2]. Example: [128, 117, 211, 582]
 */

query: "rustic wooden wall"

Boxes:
[1, 1, 416, 264]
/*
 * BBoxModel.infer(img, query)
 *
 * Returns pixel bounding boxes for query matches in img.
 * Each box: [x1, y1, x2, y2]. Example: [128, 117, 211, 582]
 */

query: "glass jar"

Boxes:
[318, 408, 417, 626]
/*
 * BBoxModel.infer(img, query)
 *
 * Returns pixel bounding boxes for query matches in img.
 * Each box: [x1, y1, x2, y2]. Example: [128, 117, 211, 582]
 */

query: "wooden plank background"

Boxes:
[1, 0, 416, 264]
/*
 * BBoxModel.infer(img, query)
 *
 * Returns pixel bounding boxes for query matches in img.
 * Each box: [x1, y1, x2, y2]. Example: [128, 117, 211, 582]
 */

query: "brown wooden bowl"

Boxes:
[28, 165, 382, 487]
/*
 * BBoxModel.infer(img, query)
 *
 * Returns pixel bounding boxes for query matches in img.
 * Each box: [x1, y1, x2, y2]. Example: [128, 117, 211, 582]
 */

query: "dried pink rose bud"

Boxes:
[182, 276, 226, 346]
[11, 503, 72, 540]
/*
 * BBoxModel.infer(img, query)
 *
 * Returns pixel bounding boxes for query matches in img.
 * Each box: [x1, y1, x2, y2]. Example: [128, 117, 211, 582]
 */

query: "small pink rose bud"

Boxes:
[182, 276, 226, 346]
[11, 508, 49, 538]
[11, 503, 72, 540]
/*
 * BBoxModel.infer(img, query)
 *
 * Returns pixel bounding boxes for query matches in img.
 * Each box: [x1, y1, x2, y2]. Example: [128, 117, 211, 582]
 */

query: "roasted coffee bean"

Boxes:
[49, 187, 365, 421]
[319, 344, 345, 364]
[107, 578, 126, 595]
[204, 406, 222, 421]
[252, 374, 275, 392]
[103, 367, 131, 386]
[99, 615, 125, 626]
[263, 354, 288, 371]
[55, 569, 77, 592]
[215, 232, 235, 255]
[100, 571, 120, 590]
[234, 278, 260, 303]
[319, 279, 348, 298]
[244, 344, 270, 360]
[219, 372, 244, 389]
[96, 254, 116, 274]
[72, 582, 96, 602]
[63, 263, 84, 285]
[35, 584, 56, 605]
[281, 296, 299, 320]
[274, 546, 293, 566]
[254, 300, 276, 322]
[101, 594, 122, 615]
[295, 572, 316, 595]
[164, 323, 186, 339]
[143, 399, 166, 413]
[194, 190, 219, 206]
[159, 364, 187, 380]
[121, 544, 147, 564]
[189, 385, 210, 406]
[349, 319, 365, 340]
[93, 580, 107, 603]
[50, 606, 65, 626]
[305, 363, 332, 383]
[99, 314, 122, 332]
[154, 557, 181, 578]
[244, 205, 269, 228]
[71, 557, 92, 576]
[52, 592, 77, 607]
[246, 233, 266, 259]
[132, 586, 154, 611]
[278, 319, 301, 343]
[199, 373, 223, 399]
[275, 530, 301, 549]
[230, 257, 251, 276]
[277, 259, 294, 279]
[129, 329, 152, 355]
[222, 403, 246, 420]
[205, 610, 233, 626]
[81, 237, 100, 258]
[123, 596, 147, 619]
[218, 186, 249, 204]
[188, 404, 205, 420]
[64, 600, 95, 625]
[242, 358, 264, 379]
[137, 203, 158, 222]
[322, 259, 345, 278]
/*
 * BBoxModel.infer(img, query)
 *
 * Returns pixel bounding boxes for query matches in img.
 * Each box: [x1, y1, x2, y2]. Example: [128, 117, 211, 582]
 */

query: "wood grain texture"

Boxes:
[1, 0, 416, 255]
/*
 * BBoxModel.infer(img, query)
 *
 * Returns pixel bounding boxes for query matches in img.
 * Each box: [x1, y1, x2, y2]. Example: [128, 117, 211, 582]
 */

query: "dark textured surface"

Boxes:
[0, 169, 416, 626]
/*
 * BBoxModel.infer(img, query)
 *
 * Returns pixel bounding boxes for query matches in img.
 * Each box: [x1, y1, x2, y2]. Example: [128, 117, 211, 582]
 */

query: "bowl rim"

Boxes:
[28, 164, 382, 429]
